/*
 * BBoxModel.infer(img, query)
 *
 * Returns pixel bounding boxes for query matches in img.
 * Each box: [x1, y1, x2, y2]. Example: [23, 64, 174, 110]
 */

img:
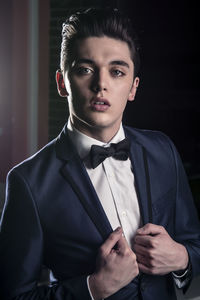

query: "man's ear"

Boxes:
[56, 70, 68, 97]
[128, 77, 140, 101]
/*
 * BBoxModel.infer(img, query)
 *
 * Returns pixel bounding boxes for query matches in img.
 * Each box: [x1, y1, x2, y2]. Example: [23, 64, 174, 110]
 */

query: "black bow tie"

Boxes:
[89, 138, 130, 169]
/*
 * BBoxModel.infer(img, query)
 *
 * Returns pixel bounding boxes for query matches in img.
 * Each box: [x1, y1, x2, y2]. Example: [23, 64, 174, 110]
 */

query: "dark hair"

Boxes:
[60, 8, 140, 77]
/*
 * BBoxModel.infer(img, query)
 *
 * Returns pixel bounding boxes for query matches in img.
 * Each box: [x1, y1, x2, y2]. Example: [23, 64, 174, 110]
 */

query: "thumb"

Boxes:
[101, 227, 123, 255]
[136, 223, 164, 236]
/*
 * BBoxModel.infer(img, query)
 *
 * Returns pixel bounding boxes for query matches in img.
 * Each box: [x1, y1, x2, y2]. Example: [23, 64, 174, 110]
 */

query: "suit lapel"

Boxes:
[56, 127, 113, 241]
[125, 129, 153, 225]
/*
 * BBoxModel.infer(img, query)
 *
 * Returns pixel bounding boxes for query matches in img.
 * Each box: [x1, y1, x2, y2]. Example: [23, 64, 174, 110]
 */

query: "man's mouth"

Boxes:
[94, 101, 107, 105]
[90, 98, 111, 111]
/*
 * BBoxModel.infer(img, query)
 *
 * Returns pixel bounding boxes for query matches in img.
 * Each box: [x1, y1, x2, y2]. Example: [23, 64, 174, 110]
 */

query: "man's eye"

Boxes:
[111, 69, 125, 77]
[76, 67, 93, 75]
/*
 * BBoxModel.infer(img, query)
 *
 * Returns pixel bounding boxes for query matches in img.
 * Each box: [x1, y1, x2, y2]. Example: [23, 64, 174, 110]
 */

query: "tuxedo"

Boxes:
[0, 124, 200, 300]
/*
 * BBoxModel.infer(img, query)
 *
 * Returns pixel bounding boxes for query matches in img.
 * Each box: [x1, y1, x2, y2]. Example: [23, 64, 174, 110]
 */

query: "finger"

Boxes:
[138, 263, 154, 275]
[100, 227, 123, 255]
[116, 233, 130, 252]
[134, 243, 148, 256]
[134, 234, 154, 247]
[136, 253, 151, 267]
[136, 223, 165, 236]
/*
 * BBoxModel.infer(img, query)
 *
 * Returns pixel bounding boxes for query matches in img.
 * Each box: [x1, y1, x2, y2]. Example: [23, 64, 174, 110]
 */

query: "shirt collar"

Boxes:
[67, 119, 126, 160]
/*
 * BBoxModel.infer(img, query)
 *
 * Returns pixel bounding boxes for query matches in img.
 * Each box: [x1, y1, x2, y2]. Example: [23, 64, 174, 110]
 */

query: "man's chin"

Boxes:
[72, 114, 120, 132]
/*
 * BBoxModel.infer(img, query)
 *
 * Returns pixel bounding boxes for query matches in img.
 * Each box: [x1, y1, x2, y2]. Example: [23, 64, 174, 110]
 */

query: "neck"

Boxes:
[71, 118, 121, 143]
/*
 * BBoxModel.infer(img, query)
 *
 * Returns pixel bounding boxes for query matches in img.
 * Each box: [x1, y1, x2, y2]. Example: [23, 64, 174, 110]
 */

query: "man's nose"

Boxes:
[91, 69, 107, 93]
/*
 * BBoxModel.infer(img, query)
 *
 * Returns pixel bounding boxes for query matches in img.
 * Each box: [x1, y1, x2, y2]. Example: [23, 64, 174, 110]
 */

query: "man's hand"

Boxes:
[89, 227, 139, 300]
[134, 223, 189, 275]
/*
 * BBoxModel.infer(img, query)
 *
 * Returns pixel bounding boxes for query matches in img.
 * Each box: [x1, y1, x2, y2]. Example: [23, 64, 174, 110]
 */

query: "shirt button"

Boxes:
[108, 173, 114, 178]
[122, 211, 127, 217]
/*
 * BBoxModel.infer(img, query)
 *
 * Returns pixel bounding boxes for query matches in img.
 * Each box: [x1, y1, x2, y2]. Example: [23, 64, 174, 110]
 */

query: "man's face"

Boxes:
[58, 36, 139, 140]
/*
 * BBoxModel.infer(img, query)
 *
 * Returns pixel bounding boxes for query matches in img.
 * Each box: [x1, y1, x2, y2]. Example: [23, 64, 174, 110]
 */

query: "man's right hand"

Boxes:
[89, 227, 139, 300]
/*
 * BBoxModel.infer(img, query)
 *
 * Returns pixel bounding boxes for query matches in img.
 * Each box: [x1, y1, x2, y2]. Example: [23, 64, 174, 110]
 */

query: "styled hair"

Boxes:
[60, 8, 140, 77]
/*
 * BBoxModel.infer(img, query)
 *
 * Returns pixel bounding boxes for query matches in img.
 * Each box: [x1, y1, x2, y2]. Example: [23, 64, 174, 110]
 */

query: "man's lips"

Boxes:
[90, 98, 111, 111]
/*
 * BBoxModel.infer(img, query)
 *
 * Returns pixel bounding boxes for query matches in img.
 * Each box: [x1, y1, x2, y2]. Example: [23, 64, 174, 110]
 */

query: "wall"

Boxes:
[0, 0, 49, 212]
[0, 0, 49, 184]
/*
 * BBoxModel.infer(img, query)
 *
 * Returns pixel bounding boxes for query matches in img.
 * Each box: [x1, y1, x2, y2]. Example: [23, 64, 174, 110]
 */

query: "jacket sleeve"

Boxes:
[0, 170, 92, 300]
[168, 137, 200, 289]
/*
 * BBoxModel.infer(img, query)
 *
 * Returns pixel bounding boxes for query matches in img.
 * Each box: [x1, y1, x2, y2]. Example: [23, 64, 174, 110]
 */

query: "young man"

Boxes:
[0, 8, 200, 300]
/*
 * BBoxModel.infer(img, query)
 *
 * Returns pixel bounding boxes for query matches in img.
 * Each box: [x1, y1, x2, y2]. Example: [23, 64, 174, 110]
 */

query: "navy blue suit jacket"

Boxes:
[1, 125, 200, 300]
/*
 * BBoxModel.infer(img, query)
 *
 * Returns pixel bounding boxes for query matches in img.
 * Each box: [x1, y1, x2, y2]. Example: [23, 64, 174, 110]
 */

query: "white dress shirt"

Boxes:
[67, 120, 141, 246]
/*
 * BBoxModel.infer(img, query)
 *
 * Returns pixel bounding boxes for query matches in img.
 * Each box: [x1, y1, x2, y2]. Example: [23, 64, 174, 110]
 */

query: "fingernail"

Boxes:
[115, 227, 121, 232]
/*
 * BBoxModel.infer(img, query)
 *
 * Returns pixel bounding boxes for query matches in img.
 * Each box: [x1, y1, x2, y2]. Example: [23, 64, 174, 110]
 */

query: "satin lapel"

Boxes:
[61, 156, 113, 241]
[56, 127, 113, 241]
[126, 132, 153, 225]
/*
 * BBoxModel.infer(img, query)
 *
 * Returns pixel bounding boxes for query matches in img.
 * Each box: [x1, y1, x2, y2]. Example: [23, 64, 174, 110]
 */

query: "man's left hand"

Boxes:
[134, 223, 189, 275]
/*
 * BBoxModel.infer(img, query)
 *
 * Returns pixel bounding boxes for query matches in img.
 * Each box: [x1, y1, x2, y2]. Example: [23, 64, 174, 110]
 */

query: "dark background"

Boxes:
[49, 0, 200, 181]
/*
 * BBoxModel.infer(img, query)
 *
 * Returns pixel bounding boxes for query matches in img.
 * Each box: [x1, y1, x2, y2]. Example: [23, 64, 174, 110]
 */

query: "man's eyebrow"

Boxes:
[109, 60, 130, 68]
[72, 58, 94, 66]
[72, 59, 130, 68]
